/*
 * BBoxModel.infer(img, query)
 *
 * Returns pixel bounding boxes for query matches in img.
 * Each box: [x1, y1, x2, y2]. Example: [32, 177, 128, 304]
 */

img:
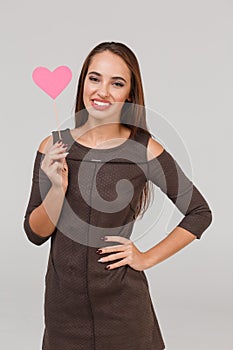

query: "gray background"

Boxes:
[1, 0, 232, 349]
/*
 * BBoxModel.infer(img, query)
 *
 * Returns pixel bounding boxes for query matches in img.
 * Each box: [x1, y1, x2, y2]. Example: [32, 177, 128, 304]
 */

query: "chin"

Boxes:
[86, 105, 122, 121]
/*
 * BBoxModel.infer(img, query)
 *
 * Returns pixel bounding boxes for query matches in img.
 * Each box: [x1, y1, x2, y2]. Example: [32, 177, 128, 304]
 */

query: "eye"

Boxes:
[89, 76, 99, 82]
[113, 82, 124, 87]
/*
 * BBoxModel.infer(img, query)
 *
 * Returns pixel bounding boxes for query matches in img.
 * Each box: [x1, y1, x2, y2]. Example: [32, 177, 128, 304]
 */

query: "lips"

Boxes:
[91, 99, 112, 105]
[91, 99, 112, 110]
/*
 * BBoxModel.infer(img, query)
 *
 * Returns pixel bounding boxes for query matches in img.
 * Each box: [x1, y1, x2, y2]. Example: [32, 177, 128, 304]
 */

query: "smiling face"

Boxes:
[83, 50, 131, 123]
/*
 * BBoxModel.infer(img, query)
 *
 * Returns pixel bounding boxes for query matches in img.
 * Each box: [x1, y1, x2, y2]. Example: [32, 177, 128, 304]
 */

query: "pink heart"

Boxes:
[32, 66, 72, 99]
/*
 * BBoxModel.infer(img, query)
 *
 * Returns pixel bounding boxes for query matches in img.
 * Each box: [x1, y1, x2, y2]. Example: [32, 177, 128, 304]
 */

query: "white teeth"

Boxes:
[93, 100, 110, 106]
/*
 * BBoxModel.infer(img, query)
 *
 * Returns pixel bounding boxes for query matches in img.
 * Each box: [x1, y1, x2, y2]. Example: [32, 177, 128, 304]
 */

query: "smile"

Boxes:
[91, 99, 112, 110]
[93, 99, 111, 106]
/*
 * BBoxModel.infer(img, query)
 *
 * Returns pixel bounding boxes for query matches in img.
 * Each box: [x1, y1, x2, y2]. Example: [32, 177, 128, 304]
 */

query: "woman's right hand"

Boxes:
[40, 140, 69, 192]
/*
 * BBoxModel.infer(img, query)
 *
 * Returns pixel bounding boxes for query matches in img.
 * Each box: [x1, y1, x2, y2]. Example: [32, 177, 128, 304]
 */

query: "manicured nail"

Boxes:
[96, 249, 102, 254]
[105, 265, 110, 270]
[98, 258, 103, 262]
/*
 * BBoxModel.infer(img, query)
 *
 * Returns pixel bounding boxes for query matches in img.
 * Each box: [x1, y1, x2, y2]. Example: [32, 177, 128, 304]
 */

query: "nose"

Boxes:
[98, 82, 109, 98]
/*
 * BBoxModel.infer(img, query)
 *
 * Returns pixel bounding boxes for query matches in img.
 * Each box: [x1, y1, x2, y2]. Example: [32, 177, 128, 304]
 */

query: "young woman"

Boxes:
[23, 41, 213, 350]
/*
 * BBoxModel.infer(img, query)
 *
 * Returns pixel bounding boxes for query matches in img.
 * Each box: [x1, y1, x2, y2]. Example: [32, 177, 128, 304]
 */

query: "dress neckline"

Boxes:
[66, 127, 134, 153]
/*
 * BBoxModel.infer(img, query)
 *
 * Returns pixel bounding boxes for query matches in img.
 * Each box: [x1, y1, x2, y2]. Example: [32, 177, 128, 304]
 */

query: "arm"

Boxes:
[23, 136, 66, 246]
[28, 182, 66, 236]
[143, 226, 196, 269]
[143, 138, 213, 269]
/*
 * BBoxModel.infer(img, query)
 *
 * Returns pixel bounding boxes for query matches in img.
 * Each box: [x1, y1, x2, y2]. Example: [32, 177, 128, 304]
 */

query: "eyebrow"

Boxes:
[88, 71, 127, 83]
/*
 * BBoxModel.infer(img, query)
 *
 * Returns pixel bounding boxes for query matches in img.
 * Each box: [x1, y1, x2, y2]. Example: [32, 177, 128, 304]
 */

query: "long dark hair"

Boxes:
[73, 41, 154, 219]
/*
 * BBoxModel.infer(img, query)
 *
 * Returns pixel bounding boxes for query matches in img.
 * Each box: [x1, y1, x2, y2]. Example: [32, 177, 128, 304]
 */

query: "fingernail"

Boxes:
[105, 265, 110, 270]
[98, 258, 103, 262]
[57, 140, 62, 144]
[96, 249, 102, 254]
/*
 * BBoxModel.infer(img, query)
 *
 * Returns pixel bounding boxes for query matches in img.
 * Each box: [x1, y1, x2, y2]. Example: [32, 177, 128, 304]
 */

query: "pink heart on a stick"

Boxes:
[32, 66, 72, 99]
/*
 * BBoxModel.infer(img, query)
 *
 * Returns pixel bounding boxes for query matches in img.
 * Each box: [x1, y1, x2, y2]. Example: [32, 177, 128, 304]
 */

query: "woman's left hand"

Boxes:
[96, 236, 147, 271]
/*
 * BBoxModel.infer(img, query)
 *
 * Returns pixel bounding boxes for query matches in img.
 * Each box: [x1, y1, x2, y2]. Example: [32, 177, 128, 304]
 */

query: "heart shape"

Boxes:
[32, 66, 72, 99]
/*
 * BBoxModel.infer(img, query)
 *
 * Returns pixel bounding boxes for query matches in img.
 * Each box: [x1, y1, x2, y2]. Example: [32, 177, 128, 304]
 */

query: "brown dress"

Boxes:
[23, 127, 212, 350]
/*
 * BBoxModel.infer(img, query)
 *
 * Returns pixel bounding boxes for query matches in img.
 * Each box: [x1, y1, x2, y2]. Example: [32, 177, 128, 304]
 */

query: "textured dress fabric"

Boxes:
[23, 127, 212, 350]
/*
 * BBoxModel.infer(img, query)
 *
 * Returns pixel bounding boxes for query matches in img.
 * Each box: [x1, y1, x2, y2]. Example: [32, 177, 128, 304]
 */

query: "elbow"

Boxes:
[202, 206, 213, 230]
[23, 216, 51, 246]
[179, 207, 213, 240]
[195, 208, 213, 240]
[206, 208, 213, 228]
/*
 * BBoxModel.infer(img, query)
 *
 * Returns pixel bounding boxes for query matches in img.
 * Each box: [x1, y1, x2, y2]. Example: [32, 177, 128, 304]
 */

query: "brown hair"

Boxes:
[73, 41, 155, 219]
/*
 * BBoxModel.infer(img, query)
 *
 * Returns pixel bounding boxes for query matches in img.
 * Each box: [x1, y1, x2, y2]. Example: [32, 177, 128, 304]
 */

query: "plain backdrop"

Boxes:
[1, 1, 232, 349]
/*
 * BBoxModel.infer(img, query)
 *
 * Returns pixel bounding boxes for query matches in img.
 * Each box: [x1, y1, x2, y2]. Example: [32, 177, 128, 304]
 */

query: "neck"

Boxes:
[82, 121, 123, 144]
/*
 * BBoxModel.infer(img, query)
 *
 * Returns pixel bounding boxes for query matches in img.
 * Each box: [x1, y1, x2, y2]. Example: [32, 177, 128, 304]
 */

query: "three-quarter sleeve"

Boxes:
[23, 151, 53, 246]
[147, 148, 213, 239]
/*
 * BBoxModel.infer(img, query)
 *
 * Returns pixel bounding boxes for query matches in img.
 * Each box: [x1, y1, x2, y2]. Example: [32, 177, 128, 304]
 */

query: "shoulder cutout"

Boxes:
[38, 134, 53, 154]
[147, 137, 164, 161]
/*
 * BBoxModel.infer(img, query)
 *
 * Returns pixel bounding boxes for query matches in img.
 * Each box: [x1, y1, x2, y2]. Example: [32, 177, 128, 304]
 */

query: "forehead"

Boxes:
[88, 51, 130, 78]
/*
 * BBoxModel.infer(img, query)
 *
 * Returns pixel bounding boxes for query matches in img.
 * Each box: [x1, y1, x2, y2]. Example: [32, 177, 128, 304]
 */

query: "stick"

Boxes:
[53, 100, 62, 140]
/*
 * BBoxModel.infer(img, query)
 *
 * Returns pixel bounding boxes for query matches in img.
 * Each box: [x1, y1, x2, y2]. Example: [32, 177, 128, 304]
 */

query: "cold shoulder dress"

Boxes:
[23, 127, 212, 350]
